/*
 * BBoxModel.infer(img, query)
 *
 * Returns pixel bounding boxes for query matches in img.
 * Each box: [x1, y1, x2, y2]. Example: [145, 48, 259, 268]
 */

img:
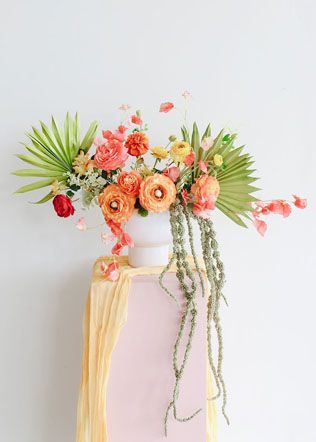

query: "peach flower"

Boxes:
[99, 184, 135, 223]
[191, 174, 220, 202]
[139, 173, 176, 213]
[118, 171, 142, 196]
[125, 132, 149, 156]
[94, 139, 128, 171]
[159, 102, 174, 113]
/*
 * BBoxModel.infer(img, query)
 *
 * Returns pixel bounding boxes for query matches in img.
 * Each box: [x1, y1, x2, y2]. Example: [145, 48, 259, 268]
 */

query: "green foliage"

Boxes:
[180, 123, 259, 227]
[12, 113, 98, 199]
[138, 207, 149, 217]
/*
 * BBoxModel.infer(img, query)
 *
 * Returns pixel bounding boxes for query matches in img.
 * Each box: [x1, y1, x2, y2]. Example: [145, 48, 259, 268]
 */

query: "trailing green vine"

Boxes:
[160, 203, 229, 435]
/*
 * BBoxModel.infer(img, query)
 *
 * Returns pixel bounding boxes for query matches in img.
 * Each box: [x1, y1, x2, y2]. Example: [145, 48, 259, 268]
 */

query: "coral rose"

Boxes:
[99, 184, 135, 223]
[118, 171, 142, 197]
[125, 132, 149, 156]
[53, 194, 75, 218]
[139, 173, 176, 213]
[94, 139, 128, 171]
[191, 174, 220, 202]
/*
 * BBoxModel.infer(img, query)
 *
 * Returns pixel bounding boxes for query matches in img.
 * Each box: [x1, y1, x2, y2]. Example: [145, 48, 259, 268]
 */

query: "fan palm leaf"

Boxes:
[13, 113, 98, 202]
[180, 124, 260, 227]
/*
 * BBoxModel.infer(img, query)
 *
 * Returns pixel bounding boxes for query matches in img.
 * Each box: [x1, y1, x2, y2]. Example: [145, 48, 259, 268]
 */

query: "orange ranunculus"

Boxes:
[191, 174, 220, 202]
[117, 171, 142, 196]
[139, 173, 176, 213]
[125, 132, 149, 156]
[99, 184, 135, 223]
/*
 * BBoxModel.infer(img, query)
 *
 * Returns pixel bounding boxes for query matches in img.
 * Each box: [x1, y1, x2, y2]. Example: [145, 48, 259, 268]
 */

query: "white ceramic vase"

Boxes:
[125, 210, 172, 267]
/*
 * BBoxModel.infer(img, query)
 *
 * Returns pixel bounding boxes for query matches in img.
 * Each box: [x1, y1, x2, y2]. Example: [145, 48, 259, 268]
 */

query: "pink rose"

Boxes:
[159, 102, 174, 113]
[163, 166, 180, 183]
[94, 139, 128, 171]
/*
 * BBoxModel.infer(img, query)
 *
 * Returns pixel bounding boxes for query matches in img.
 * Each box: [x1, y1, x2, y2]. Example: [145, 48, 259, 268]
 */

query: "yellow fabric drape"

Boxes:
[76, 256, 218, 442]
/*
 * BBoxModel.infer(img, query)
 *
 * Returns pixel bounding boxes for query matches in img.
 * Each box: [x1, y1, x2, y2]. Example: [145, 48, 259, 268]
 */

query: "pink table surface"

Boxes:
[106, 273, 207, 441]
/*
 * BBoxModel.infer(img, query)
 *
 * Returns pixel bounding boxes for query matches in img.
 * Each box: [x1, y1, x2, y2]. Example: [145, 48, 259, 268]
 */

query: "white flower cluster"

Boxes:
[65, 170, 108, 209]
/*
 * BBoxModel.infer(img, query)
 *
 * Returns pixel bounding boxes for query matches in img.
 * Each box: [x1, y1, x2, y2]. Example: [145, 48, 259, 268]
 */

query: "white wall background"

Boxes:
[0, 0, 315, 441]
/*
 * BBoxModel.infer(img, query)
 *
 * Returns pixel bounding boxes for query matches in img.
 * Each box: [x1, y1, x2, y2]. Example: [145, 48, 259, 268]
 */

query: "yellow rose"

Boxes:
[170, 141, 191, 163]
[151, 146, 169, 160]
[213, 154, 223, 167]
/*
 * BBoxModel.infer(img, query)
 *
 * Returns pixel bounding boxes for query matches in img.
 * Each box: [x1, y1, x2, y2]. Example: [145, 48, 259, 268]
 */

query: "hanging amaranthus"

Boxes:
[160, 201, 229, 434]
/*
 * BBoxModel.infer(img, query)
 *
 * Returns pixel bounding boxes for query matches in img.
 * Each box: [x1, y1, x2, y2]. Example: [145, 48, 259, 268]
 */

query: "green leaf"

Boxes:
[215, 201, 248, 227]
[30, 192, 54, 204]
[51, 116, 69, 163]
[181, 126, 190, 143]
[73, 112, 80, 155]
[15, 179, 55, 194]
[201, 123, 211, 140]
[80, 120, 98, 153]
[223, 146, 245, 165]
[27, 131, 67, 169]
[11, 169, 62, 178]
[64, 112, 72, 161]
[40, 120, 69, 166]
[217, 195, 253, 213]
[191, 122, 200, 173]
[23, 145, 66, 171]
[16, 153, 63, 171]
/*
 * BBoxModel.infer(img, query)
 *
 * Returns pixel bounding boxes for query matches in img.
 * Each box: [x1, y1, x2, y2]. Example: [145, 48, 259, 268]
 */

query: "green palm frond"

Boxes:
[13, 113, 98, 200]
[213, 133, 259, 227]
[180, 124, 260, 227]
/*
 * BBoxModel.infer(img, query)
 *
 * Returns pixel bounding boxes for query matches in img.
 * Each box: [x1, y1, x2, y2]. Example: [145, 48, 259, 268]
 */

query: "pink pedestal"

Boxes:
[106, 274, 207, 441]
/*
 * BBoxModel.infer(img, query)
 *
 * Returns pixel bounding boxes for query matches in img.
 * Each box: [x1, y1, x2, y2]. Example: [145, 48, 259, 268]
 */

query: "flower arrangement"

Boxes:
[13, 94, 306, 433]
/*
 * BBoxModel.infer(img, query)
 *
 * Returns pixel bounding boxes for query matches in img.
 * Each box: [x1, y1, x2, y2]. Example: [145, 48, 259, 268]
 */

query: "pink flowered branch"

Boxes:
[252, 196, 307, 236]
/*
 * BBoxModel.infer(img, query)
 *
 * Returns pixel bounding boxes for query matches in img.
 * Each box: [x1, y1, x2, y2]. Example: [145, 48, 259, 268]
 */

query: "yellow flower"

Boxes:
[73, 150, 90, 176]
[213, 154, 223, 167]
[51, 180, 60, 196]
[151, 146, 169, 160]
[170, 141, 191, 163]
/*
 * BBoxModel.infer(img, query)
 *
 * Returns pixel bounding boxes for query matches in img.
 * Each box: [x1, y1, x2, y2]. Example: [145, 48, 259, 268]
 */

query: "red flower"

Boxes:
[53, 195, 75, 218]
[131, 115, 142, 125]
[268, 200, 291, 218]
[121, 232, 134, 247]
[159, 102, 174, 113]
[107, 219, 123, 236]
[184, 151, 195, 166]
[125, 132, 149, 156]
[112, 242, 124, 255]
